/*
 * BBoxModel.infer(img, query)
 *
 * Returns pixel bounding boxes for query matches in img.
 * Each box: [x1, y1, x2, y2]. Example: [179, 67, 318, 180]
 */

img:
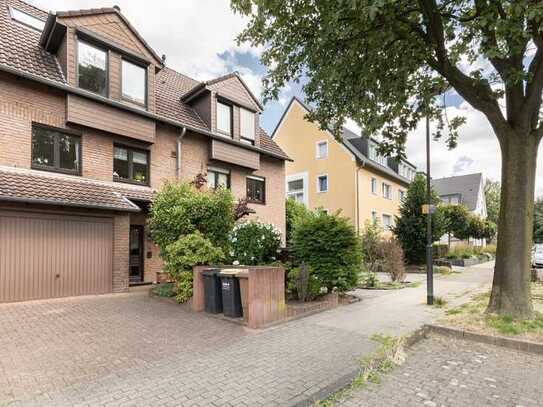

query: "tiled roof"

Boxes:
[0, 0, 65, 83]
[0, 166, 153, 212]
[431, 173, 483, 211]
[0, 0, 288, 161]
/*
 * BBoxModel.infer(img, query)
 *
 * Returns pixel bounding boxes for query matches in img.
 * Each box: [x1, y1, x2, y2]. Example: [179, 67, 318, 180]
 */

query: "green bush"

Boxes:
[163, 232, 225, 303]
[229, 221, 282, 265]
[360, 221, 384, 274]
[286, 198, 311, 245]
[292, 211, 361, 292]
[151, 282, 176, 298]
[287, 263, 321, 301]
[147, 182, 235, 254]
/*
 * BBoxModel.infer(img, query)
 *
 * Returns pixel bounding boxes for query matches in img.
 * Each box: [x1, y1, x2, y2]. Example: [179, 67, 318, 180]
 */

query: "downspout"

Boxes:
[176, 126, 187, 180]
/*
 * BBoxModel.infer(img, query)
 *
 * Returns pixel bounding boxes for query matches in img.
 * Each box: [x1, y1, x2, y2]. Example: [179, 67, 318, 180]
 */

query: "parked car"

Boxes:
[531, 244, 543, 268]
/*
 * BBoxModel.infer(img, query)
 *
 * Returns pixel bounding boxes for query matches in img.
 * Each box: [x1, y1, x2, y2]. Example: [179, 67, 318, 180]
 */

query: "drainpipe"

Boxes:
[176, 126, 187, 180]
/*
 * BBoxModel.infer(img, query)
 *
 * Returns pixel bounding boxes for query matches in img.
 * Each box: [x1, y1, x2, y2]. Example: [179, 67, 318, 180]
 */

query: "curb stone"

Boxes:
[289, 326, 430, 407]
[424, 324, 543, 355]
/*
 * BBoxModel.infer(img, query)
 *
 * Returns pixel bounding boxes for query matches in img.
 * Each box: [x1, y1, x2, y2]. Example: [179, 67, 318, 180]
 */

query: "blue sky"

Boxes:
[29, 0, 543, 195]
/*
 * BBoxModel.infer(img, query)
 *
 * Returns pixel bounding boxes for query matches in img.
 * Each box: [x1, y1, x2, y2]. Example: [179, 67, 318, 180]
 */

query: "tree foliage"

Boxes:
[484, 179, 501, 226]
[534, 198, 543, 244]
[392, 174, 446, 264]
[228, 221, 282, 265]
[286, 197, 311, 245]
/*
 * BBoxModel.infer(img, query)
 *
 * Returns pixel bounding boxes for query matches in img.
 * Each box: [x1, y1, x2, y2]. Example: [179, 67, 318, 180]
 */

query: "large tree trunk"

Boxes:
[487, 131, 540, 319]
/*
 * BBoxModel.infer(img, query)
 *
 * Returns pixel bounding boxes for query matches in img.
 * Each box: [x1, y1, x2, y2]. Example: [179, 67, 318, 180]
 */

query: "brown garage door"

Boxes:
[0, 211, 113, 303]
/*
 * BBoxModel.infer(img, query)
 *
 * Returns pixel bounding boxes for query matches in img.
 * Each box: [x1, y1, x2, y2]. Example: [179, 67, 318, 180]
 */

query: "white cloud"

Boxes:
[29, 0, 258, 81]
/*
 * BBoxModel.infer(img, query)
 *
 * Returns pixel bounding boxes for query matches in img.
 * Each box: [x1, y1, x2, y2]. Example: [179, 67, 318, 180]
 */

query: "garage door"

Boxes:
[0, 211, 113, 303]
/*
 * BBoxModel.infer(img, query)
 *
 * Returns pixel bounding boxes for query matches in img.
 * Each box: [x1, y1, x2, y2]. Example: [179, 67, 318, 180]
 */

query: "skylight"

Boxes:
[10, 7, 45, 31]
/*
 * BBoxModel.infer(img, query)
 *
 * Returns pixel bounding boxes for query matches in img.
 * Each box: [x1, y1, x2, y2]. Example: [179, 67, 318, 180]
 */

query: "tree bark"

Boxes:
[487, 131, 540, 319]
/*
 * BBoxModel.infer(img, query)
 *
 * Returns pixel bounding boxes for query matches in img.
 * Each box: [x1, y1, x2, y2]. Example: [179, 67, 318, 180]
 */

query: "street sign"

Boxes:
[422, 204, 436, 214]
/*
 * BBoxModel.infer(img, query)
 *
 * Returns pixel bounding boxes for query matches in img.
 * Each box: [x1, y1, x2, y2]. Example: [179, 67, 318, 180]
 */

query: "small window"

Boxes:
[316, 141, 328, 159]
[382, 183, 391, 199]
[207, 167, 230, 189]
[317, 175, 328, 193]
[399, 190, 405, 201]
[10, 7, 45, 31]
[382, 214, 392, 230]
[371, 210, 378, 224]
[217, 101, 232, 136]
[31, 125, 81, 175]
[287, 178, 305, 203]
[113, 146, 149, 185]
[77, 41, 108, 97]
[122, 59, 146, 106]
[240, 108, 255, 144]
[371, 177, 377, 194]
[247, 176, 265, 204]
[369, 141, 387, 166]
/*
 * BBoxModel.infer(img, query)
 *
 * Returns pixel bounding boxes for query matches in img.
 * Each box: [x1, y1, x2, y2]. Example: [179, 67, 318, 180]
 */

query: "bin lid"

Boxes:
[219, 268, 248, 276]
[202, 268, 221, 276]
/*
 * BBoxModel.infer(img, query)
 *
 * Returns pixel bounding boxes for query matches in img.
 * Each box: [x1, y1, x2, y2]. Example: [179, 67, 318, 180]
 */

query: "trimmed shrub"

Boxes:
[229, 221, 282, 265]
[148, 182, 235, 254]
[287, 262, 321, 302]
[292, 211, 361, 292]
[163, 232, 225, 303]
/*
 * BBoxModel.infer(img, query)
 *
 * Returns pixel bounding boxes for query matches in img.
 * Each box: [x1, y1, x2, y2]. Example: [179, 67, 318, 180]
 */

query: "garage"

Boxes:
[0, 211, 113, 303]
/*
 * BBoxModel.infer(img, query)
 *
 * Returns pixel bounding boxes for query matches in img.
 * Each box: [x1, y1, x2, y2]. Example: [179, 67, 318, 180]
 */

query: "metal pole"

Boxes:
[426, 115, 434, 305]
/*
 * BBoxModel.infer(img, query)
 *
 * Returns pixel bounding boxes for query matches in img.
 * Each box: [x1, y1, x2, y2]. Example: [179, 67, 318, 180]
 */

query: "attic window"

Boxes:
[9, 7, 45, 31]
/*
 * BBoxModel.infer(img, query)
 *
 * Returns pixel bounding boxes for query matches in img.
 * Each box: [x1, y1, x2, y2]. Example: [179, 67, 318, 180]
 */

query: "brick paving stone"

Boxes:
[0, 291, 374, 407]
[337, 335, 543, 407]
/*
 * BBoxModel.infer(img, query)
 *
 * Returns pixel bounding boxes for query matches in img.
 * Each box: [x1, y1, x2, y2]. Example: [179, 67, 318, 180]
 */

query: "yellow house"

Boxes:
[272, 97, 417, 234]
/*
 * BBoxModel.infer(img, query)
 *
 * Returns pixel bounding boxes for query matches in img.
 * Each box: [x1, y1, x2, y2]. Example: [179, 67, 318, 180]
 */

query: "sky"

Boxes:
[29, 0, 543, 196]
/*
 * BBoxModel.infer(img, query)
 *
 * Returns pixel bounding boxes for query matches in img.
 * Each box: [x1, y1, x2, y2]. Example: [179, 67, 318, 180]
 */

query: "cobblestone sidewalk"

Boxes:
[337, 335, 543, 407]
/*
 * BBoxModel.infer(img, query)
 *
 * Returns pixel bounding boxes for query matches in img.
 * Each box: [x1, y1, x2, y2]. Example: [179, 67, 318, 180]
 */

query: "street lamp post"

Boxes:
[426, 115, 434, 305]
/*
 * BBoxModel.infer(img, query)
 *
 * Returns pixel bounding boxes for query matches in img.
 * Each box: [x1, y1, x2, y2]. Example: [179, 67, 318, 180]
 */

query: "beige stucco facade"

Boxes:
[273, 98, 411, 235]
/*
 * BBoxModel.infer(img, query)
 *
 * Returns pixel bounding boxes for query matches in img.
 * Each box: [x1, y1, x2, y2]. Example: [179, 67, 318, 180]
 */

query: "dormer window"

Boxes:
[122, 59, 147, 107]
[240, 108, 255, 144]
[217, 101, 232, 136]
[77, 41, 108, 97]
[10, 7, 45, 31]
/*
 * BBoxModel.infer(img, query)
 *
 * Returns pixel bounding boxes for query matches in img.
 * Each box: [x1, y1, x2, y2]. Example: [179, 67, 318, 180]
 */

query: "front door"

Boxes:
[129, 225, 144, 283]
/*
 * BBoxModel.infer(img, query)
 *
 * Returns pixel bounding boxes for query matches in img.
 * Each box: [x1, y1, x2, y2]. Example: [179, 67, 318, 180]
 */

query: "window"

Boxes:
[382, 214, 392, 230]
[207, 167, 230, 189]
[287, 178, 305, 203]
[316, 141, 328, 159]
[31, 125, 81, 174]
[317, 175, 328, 192]
[247, 176, 265, 204]
[10, 7, 45, 31]
[368, 141, 387, 166]
[217, 101, 232, 136]
[399, 163, 416, 180]
[113, 146, 149, 185]
[382, 182, 391, 199]
[442, 194, 461, 205]
[122, 59, 146, 106]
[371, 177, 377, 194]
[371, 210, 378, 224]
[240, 108, 255, 144]
[399, 189, 405, 201]
[77, 41, 107, 96]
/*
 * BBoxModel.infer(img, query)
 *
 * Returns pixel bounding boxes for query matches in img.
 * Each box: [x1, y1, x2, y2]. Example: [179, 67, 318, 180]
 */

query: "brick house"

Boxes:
[0, 0, 289, 303]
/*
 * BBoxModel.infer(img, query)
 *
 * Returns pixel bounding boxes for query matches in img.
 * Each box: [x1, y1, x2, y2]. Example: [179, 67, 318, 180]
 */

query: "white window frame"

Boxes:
[398, 189, 405, 201]
[286, 172, 308, 206]
[240, 107, 255, 144]
[371, 210, 378, 224]
[382, 182, 392, 199]
[316, 174, 329, 193]
[316, 140, 328, 159]
[382, 213, 392, 230]
[216, 101, 232, 136]
[9, 6, 45, 31]
[371, 177, 377, 194]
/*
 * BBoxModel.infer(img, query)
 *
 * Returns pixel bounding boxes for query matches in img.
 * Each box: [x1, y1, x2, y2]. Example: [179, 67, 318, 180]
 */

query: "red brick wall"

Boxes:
[113, 213, 130, 292]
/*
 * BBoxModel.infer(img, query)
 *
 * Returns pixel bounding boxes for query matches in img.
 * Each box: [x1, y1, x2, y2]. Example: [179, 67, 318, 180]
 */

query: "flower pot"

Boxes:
[156, 271, 171, 284]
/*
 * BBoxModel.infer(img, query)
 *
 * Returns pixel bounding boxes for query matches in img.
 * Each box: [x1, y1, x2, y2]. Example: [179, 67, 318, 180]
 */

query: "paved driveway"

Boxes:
[0, 264, 493, 407]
